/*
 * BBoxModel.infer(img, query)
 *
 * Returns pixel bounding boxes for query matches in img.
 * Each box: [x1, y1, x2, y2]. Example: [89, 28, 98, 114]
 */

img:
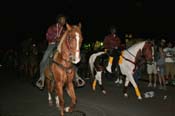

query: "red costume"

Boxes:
[46, 23, 65, 43]
[103, 34, 121, 49]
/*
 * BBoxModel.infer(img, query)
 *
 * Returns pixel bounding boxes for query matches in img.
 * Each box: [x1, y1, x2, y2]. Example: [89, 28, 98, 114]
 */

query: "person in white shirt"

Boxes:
[163, 41, 175, 81]
[147, 43, 157, 88]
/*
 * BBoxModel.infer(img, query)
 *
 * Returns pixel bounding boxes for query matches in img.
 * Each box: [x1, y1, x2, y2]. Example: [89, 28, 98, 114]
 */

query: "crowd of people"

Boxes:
[146, 39, 175, 90]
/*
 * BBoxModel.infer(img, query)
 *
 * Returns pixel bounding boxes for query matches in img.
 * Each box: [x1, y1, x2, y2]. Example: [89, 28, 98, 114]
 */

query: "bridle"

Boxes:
[122, 42, 151, 65]
[65, 32, 81, 62]
[66, 34, 80, 53]
[52, 31, 81, 73]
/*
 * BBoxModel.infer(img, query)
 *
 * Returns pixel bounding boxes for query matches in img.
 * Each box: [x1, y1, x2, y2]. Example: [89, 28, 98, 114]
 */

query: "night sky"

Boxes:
[1, 0, 175, 48]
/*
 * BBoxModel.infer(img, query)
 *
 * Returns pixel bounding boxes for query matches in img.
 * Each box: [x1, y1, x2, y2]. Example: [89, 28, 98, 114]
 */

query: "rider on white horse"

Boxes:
[103, 26, 121, 73]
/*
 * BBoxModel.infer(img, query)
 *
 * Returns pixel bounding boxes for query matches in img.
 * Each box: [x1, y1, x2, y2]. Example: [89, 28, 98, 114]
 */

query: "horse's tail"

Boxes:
[88, 54, 95, 79]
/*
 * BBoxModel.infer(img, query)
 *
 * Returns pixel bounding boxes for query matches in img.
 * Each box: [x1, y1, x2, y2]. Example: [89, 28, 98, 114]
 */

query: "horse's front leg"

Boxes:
[66, 81, 77, 112]
[128, 75, 142, 100]
[55, 95, 59, 108]
[48, 92, 53, 106]
[56, 82, 64, 116]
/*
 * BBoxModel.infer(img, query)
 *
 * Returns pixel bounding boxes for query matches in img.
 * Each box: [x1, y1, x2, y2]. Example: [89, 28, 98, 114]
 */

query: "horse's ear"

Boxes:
[78, 22, 82, 29]
[66, 23, 71, 31]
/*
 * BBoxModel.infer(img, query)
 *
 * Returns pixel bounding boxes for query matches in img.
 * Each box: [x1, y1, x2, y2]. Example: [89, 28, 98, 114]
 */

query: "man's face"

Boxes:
[111, 28, 116, 34]
[58, 17, 66, 25]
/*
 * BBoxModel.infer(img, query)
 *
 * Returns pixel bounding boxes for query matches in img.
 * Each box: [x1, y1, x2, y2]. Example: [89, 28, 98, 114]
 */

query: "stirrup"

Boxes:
[36, 80, 44, 89]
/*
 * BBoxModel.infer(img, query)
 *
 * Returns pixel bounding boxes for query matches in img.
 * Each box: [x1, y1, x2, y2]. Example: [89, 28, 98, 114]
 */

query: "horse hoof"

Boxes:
[102, 90, 106, 94]
[138, 96, 142, 100]
[124, 93, 128, 98]
[64, 107, 71, 112]
[92, 87, 96, 91]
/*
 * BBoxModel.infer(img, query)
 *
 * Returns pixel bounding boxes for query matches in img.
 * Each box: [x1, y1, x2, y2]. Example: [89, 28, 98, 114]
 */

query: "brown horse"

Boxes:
[44, 23, 83, 116]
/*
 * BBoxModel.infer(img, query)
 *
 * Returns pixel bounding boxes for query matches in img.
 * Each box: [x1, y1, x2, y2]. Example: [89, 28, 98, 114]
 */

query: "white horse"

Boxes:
[89, 41, 153, 99]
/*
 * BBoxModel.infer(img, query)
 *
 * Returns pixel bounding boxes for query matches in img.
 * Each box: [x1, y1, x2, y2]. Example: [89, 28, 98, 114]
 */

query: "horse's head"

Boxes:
[58, 23, 83, 64]
[142, 41, 153, 62]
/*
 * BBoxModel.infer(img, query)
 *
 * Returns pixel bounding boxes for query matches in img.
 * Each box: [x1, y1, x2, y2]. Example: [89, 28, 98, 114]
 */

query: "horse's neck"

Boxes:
[54, 42, 70, 63]
[57, 31, 68, 53]
[124, 41, 145, 61]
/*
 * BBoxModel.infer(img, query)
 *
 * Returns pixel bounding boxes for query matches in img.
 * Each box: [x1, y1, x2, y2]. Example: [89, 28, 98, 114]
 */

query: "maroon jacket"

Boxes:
[103, 34, 121, 49]
[46, 23, 65, 43]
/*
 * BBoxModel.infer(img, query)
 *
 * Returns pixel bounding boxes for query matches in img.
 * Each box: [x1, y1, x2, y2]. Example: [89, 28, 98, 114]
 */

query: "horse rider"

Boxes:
[36, 14, 67, 89]
[103, 26, 121, 73]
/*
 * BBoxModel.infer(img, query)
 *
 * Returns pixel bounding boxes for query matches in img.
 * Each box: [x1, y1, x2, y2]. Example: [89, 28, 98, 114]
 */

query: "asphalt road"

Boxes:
[0, 68, 174, 116]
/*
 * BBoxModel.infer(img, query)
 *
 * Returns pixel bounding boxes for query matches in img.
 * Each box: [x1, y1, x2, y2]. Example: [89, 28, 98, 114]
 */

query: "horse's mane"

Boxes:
[57, 30, 68, 53]
[127, 41, 146, 51]
[52, 30, 68, 60]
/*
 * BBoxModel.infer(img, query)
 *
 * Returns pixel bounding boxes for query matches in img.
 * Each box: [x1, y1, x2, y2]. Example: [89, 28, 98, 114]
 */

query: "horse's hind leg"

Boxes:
[66, 82, 77, 113]
[46, 79, 53, 106]
[96, 71, 106, 94]
[92, 79, 97, 91]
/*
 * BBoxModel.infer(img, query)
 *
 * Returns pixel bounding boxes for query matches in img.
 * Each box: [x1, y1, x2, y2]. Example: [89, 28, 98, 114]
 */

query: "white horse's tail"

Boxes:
[89, 54, 95, 78]
[88, 51, 105, 79]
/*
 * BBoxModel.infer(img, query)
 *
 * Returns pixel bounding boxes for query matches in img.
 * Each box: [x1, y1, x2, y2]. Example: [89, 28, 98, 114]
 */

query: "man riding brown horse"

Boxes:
[36, 14, 85, 89]
[36, 15, 67, 89]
